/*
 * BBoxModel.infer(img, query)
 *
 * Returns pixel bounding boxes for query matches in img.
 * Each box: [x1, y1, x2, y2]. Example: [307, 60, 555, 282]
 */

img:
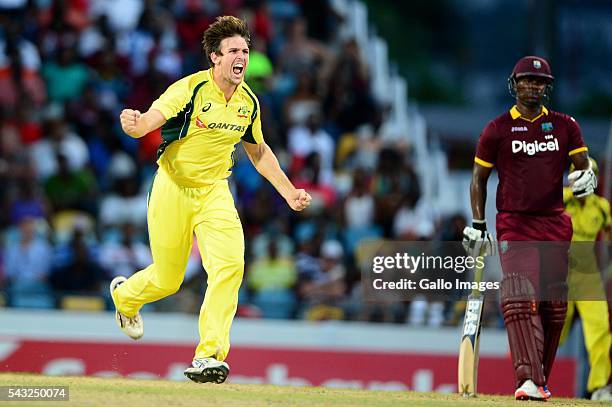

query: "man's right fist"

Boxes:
[120, 109, 142, 136]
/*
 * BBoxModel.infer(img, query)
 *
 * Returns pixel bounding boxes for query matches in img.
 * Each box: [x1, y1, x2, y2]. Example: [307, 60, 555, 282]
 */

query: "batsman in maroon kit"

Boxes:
[463, 56, 598, 400]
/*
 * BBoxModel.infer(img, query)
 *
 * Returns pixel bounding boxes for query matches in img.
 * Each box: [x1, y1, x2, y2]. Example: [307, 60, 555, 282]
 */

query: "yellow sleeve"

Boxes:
[562, 187, 574, 205]
[150, 76, 192, 120]
[600, 197, 612, 228]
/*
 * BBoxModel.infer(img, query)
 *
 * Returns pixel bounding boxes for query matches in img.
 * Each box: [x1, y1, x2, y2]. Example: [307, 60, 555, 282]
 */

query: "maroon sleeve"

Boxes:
[566, 116, 587, 155]
[475, 121, 498, 168]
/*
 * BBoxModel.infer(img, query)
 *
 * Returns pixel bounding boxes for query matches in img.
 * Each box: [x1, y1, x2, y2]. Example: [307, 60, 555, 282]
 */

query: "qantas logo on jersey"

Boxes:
[199, 122, 247, 132]
[512, 135, 559, 156]
[195, 117, 207, 128]
[511, 126, 528, 132]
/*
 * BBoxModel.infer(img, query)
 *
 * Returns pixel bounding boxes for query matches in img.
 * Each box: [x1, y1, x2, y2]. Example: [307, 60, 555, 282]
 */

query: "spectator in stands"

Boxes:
[300, 0, 342, 43]
[292, 152, 336, 215]
[38, 0, 89, 35]
[392, 194, 435, 240]
[341, 168, 382, 254]
[0, 0, 27, 17]
[41, 47, 91, 103]
[250, 218, 295, 260]
[9, 102, 44, 145]
[343, 168, 375, 230]
[115, 8, 159, 77]
[276, 17, 332, 86]
[89, 47, 129, 111]
[247, 240, 297, 319]
[0, 21, 46, 109]
[241, 185, 280, 233]
[98, 174, 147, 229]
[50, 227, 105, 294]
[8, 176, 48, 225]
[99, 222, 151, 279]
[298, 239, 346, 321]
[3, 216, 53, 307]
[283, 71, 321, 127]
[89, 0, 143, 33]
[248, 240, 297, 293]
[372, 149, 421, 237]
[0, 114, 33, 226]
[323, 38, 375, 134]
[288, 113, 335, 186]
[78, 15, 116, 59]
[44, 153, 98, 215]
[252, 1, 274, 45]
[30, 114, 90, 180]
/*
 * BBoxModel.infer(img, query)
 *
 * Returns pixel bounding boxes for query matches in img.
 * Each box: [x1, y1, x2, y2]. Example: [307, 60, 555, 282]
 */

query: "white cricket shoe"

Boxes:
[110, 276, 143, 340]
[184, 357, 230, 384]
[514, 379, 549, 401]
[591, 384, 612, 401]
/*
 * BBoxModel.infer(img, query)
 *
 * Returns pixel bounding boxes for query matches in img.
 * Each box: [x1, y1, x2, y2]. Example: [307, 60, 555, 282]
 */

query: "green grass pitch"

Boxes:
[0, 373, 607, 406]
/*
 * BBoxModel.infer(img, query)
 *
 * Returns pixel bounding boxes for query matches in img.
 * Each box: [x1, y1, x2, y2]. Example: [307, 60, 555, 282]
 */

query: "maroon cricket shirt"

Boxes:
[475, 105, 587, 216]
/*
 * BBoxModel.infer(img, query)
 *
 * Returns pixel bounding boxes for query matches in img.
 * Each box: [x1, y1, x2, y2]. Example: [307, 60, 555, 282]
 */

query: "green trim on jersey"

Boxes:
[147, 171, 157, 207]
[157, 80, 208, 159]
[240, 86, 259, 144]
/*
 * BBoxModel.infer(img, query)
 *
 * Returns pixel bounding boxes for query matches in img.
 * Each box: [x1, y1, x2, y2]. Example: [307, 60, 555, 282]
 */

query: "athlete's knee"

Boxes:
[222, 249, 244, 272]
[225, 256, 244, 277]
[501, 273, 538, 319]
[501, 273, 546, 386]
[540, 282, 568, 324]
[543, 281, 568, 302]
[150, 263, 185, 294]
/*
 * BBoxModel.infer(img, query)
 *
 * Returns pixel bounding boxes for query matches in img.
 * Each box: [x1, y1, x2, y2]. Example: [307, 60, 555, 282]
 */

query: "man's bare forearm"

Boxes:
[251, 144, 295, 199]
[470, 179, 486, 220]
[470, 165, 491, 221]
[121, 109, 166, 139]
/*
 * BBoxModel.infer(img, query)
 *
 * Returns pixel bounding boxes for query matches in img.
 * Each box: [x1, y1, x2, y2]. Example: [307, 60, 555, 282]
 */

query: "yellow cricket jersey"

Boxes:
[563, 187, 611, 241]
[150, 68, 264, 187]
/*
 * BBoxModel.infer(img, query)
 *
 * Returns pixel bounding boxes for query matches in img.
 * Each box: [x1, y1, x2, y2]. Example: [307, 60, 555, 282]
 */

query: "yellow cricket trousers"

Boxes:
[112, 168, 244, 361]
[561, 249, 611, 392]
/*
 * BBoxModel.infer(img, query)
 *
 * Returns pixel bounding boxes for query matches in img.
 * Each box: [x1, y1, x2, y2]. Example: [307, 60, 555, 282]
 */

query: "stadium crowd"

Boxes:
[0, 0, 469, 326]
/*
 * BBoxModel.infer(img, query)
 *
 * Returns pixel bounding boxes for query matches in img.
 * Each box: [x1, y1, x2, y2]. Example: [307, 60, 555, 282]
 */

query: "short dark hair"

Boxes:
[202, 16, 251, 67]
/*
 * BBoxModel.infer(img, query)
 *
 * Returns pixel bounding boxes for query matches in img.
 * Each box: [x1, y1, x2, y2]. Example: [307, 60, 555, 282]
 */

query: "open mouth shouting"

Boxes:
[232, 62, 244, 79]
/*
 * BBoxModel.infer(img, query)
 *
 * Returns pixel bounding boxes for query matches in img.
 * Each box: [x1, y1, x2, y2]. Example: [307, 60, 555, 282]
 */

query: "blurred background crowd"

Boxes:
[0, 0, 610, 328]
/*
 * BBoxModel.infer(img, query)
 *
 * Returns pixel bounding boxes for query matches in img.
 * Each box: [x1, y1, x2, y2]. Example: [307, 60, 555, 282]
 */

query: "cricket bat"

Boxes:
[457, 259, 485, 397]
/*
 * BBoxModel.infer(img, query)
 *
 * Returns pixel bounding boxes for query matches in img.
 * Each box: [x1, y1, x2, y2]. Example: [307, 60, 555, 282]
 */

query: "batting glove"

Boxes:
[568, 168, 597, 198]
[462, 219, 496, 257]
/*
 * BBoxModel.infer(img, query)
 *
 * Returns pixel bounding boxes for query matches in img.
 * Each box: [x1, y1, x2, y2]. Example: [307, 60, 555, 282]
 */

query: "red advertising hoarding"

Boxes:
[0, 339, 575, 396]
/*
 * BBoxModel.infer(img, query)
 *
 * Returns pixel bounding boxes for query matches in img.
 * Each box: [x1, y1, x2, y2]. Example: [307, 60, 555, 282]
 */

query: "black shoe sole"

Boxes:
[184, 365, 229, 384]
[515, 395, 548, 402]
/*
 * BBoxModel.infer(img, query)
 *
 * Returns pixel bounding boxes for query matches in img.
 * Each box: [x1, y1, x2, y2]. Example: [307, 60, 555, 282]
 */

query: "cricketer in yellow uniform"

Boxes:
[114, 67, 261, 362]
[561, 186, 612, 394]
[112, 16, 311, 384]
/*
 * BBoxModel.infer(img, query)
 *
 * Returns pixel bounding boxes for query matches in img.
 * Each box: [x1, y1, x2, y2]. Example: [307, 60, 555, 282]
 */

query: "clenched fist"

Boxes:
[120, 109, 142, 137]
[287, 189, 312, 211]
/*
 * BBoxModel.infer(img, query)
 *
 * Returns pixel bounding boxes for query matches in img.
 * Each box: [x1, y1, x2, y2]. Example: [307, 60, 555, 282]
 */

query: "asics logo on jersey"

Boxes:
[511, 126, 528, 132]
[511, 135, 559, 156]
